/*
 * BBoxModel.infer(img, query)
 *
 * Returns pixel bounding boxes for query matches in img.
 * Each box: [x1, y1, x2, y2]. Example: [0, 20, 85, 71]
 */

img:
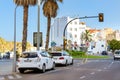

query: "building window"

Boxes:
[70, 34, 72, 38]
[101, 45, 104, 47]
[75, 34, 77, 38]
[75, 28, 77, 31]
[70, 28, 72, 31]
[75, 21, 77, 25]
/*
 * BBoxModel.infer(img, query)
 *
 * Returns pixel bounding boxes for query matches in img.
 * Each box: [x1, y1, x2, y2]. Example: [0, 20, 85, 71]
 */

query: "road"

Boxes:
[1, 59, 120, 80]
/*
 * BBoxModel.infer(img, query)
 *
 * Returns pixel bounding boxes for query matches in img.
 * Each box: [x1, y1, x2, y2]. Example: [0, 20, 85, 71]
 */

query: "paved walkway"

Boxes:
[0, 59, 22, 80]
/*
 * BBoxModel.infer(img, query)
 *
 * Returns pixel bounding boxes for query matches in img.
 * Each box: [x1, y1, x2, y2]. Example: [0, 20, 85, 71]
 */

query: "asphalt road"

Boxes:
[1, 59, 120, 80]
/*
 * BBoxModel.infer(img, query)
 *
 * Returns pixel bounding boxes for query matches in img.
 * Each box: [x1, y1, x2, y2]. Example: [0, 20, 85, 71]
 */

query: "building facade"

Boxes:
[50, 16, 108, 54]
[50, 16, 87, 48]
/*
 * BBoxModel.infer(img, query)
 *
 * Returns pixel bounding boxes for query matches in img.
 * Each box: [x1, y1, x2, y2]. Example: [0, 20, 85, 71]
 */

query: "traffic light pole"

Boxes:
[63, 13, 103, 50]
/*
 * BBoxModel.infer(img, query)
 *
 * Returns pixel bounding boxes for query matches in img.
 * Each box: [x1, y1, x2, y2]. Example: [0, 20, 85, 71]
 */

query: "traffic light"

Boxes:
[63, 39, 67, 50]
[65, 39, 67, 45]
[99, 13, 104, 22]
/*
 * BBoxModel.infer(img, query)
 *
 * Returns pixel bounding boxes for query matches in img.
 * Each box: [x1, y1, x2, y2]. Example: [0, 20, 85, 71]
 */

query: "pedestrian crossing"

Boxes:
[0, 74, 22, 80]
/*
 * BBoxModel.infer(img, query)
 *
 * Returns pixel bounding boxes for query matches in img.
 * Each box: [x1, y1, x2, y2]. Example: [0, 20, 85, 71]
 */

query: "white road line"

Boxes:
[15, 74, 22, 79]
[108, 61, 114, 68]
[98, 69, 102, 72]
[80, 76, 86, 79]
[90, 72, 95, 75]
[0, 77, 5, 80]
[104, 67, 107, 69]
[8, 75, 14, 79]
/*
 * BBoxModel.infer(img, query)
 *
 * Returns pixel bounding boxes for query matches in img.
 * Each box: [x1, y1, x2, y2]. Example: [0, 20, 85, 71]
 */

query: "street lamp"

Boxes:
[13, 5, 18, 72]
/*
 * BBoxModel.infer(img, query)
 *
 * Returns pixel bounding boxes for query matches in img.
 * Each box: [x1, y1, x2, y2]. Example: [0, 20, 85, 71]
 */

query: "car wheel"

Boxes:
[65, 60, 68, 66]
[52, 62, 55, 70]
[71, 59, 74, 65]
[19, 69, 25, 73]
[114, 57, 116, 60]
[41, 64, 46, 73]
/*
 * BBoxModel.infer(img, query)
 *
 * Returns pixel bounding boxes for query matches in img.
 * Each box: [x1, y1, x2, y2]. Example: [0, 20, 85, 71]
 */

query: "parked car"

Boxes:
[49, 51, 73, 66]
[101, 51, 108, 55]
[114, 50, 120, 60]
[17, 51, 55, 73]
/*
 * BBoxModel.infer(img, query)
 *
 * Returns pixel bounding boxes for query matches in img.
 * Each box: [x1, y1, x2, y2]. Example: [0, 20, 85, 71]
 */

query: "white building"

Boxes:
[51, 16, 87, 47]
[50, 16, 107, 54]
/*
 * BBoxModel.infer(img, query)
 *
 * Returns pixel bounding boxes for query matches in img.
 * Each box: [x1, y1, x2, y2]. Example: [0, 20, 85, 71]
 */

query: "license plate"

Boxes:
[24, 60, 32, 62]
[54, 58, 57, 60]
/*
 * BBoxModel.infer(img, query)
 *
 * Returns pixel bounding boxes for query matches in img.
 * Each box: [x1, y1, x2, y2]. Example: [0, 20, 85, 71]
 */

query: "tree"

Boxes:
[82, 30, 92, 42]
[42, 0, 63, 51]
[81, 30, 92, 52]
[13, 0, 37, 52]
[108, 39, 120, 52]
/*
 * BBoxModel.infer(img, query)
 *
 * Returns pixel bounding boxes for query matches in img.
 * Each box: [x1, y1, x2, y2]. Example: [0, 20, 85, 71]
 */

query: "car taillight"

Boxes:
[17, 59, 20, 62]
[59, 57, 64, 60]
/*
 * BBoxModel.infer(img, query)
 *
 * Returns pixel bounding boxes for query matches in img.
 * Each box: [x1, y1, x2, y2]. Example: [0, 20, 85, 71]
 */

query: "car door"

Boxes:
[40, 52, 49, 69]
[45, 52, 53, 69]
[64, 51, 72, 64]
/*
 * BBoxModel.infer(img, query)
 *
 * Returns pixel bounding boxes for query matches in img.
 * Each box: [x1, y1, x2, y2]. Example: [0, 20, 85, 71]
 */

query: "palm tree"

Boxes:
[13, 0, 37, 52]
[81, 30, 92, 63]
[42, 0, 63, 51]
[82, 30, 92, 43]
[81, 30, 92, 51]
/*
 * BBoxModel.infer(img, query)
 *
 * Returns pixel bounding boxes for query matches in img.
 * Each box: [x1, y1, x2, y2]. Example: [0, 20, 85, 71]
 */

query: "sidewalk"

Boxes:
[0, 59, 22, 80]
[0, 73, 22, 80]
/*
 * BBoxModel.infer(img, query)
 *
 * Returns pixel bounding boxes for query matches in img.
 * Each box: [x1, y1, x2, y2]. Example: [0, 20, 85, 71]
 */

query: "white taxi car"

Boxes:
[17, 51, 55, 73]
[114, 50, 120, 60]
[49, 51, 73, 66]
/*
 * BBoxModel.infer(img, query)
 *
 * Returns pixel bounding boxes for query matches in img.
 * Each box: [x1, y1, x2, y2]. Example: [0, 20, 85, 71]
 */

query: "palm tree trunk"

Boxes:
[22, 5, 29, 52]
[45, 16, 51, 51]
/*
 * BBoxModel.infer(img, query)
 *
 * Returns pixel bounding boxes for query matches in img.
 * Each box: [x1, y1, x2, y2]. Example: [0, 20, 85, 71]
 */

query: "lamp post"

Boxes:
[13, 5, 18, 72]
[37, 0, 41, 51]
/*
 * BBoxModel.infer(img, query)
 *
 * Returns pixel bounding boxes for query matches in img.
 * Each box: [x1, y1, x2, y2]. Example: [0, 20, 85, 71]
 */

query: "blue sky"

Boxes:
[0, 0, 120, 44]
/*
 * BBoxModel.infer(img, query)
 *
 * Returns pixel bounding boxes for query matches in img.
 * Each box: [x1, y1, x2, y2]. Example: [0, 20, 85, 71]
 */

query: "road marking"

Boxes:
[98, 69, 102, 72]
[15, 74, 22, 79]
[90, 72, 95, 75]
[108, 61, 114, 68]
[8, 75, 14, 79]
[80, 76, 86, 79]
[104, 67, 107, 69]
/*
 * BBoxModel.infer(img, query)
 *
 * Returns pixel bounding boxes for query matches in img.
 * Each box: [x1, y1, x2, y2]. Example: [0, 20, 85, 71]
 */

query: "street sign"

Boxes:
[33, 32, 42, 47]
[51, 41, 56, 47]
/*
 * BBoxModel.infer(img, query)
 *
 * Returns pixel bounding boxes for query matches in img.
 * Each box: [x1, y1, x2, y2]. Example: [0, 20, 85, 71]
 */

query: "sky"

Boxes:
[0, 0, 120, 45]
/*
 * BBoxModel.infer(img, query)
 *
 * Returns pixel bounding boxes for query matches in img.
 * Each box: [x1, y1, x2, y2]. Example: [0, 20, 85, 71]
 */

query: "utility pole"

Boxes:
[13, 5, 18, 73]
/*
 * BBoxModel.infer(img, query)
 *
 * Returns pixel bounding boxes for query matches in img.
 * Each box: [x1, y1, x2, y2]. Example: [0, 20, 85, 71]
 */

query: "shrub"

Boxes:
[66, 50, 86, 57]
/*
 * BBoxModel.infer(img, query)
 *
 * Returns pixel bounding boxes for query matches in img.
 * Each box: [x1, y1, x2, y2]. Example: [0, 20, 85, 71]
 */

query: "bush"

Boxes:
[66, 50, 86, 57]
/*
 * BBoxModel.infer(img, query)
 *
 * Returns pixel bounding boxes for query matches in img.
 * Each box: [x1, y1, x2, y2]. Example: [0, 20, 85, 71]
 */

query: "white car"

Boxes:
[114, 50, 120, 60]
[17, 51, 55, 73]
[49, 51, 73, 66]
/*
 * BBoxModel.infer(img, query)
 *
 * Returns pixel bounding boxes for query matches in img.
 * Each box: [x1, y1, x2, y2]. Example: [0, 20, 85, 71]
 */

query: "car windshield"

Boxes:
[115, 51, 120, 54]
[50, 53, 62, 56]
[21, 52, 38, 58]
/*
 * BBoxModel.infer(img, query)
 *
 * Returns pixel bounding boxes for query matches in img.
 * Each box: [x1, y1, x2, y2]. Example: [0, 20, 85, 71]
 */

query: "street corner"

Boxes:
[0, 73, 22, 80]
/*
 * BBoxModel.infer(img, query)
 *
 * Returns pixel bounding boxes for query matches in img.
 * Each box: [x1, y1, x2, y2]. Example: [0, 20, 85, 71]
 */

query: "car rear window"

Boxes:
[21, 52, 38, 58]
[50, 53, 62, 56]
